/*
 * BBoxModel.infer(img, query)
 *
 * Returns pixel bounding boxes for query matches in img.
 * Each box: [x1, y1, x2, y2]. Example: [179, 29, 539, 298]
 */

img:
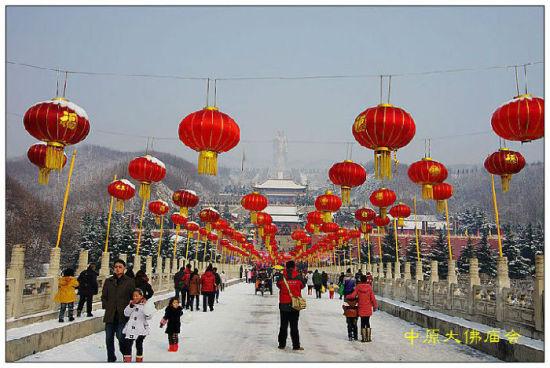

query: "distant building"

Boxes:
[253, 172, 306, 204]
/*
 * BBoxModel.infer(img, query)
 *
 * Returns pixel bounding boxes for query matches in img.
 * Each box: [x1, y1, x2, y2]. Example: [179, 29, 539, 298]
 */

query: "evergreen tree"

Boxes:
[160, 222, 175, 259]
[427, 228, 449, 278]
[382, 226, 397, 263]
[405, 237, 419, 274]
[457, 236, 476, 274]
[476, 229, 496, 277]
[502, 225, 531, 279]
[359, 235, 374, 267]
[78, 213, 103, 264]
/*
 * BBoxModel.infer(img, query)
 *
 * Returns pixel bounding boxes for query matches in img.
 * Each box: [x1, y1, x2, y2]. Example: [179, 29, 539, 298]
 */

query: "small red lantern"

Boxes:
[369, 188, 396, 219]
[171, 213, 188, 226]
[262, 223, 278, 247]
[198, 207, 221, 232]
[241, 192, 268, 224]
[374, 215, 390, 228]
[315, 190, 342, 223]
[352, 103, 416, 180]
[389, 202, 411, 227]
[27, 143, 67, 185]
[328, 160, 367, 204]
[107, 179, 136, 212]
[360, 223, 373, 235]
[432, 182, 453, 213]
[178, 106, 240, 176]
[23, 97, 90, 170]
[305, 222, 316, 234]
[484, 148, 526, 193]
[291, 229, 307, 246]
[185, 221, 200, 232]
[306, 211, 324, 234]
[128, 155, 166, 201]
[321, 222, 339, 234]
[491, 94, 544, 142]
[172, 189, 199, 217]
[149, 200, 170, 225]
[207, 232, 218, 242]
[255, 212, 272, 237]
[408, 157, 448, 200]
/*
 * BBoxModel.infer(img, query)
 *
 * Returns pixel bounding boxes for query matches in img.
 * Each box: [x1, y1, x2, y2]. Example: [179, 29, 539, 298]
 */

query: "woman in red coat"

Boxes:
[200, 264, 217, 312]
[347, 274, 378, 342]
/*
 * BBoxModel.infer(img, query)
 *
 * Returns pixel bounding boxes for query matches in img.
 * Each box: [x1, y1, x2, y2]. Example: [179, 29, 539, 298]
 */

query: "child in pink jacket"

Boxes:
[347, 274, 378, 342]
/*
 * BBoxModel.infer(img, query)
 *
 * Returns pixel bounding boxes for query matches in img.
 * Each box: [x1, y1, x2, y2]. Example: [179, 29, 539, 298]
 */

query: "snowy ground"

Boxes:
[20, 282, 498, 362]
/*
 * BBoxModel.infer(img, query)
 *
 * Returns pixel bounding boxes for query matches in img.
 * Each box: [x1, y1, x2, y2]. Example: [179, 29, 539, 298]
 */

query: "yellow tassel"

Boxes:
[139, 183, 151, 201]
[380, 207, 387, 219]
[422, 184, 433, 200]
[341, 187, 351, 205]
[374, 148, 392, 180]
[323, 212, 332, 223]
[436, 200, 445, 213]
[251, 211, 257, 224]
[38, 168, 50, 185]
[258, 227, 264, 237]
[179, 207, 188, 217]
[206, 223, 212, 232]
[45, 143, 65, 170]
[115, 199, 125, 212]
[266, 236, 271, 247]
[501, 175, 511, 193]
[155, 216, 161, 226]
[398, 218, 404, 227]
[314, 225, 319, 235]
[198, 150, 218, 176]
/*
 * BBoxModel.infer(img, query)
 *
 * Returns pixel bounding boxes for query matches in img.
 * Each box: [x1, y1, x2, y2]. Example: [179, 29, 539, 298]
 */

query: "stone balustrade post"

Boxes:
[156, 256, 163, 274]
[447, 259, 458, 285]
[385, 262, 393, 280]
[534, 254, 544, 332]
[163, 257, 171, 274]
[469, 258, 480, 287]
[99, 251, 111, 276]
[47, 247, 61, 277]
[7, 245, 25, 318]
[429, 260, 439, 284]
[145, 256, 153, 277]
[133, 255, 142, 273]
[495, 256, 510, 322]
[415, 261, 423, 281]
[371, 263, 378, 278]
[403, 261, 411, 280]
[394, 260, 401, 279]
[172, 257, 178, 274]
[76, 250, 89, 275]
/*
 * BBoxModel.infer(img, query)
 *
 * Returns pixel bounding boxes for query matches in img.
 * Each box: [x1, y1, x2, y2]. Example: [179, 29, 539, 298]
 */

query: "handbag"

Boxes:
[282, 276, 306, 311]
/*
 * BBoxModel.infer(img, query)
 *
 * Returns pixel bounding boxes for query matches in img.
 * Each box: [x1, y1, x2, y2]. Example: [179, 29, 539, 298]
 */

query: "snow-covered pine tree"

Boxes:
[160, 220, 174, 259]
[359, 235, 374, 266]
[427, 228, 449, 278]
[78, 212, 103, 264]
[405, 237, 419, 274]
[476, 229, 496, 277]
[502, 224, 531, 279]
[457, 236, 476, 274]
[382, 226, 397, 263]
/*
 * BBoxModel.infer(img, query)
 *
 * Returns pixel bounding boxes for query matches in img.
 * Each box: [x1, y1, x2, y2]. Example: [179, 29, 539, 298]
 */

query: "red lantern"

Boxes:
[241, 192, 268, 224]
[128, 155, 166, 201]
[178, 106, 240, 176]
[212, 218, 229, 232]
[262, 223, 278, 247]
[389, 203, 411, 227]
[222, 227, 235, 239]
[255, 212, 272, 237]
[184, 221, 200, 232]
[149, 200, 169, 225]
[321, 222, 339, 234]
[374, 215, 390, 228]
[23, 97, 90, 170]
[432, 182, 453, 213]
[315, 190, 342, 223]
[352, 103, 416, 180]
[355, 207, 376, 222]
[171, 213, 188, 226]
[107, 179, 136, 212]
[328, 160, 366, 204]
[172, 189, 199, 217]
[360, 223, 373, 235]
[291, 229, 307, 246]
[27, 143, 67, 185]
[348, 229, 361, 239]
[484, 148, 526, 193]
[207, 232, 219, 242]
[305, 222, 316, 234]
[306, 211, 323, 233]
[369, 188, 396, 219]
[407, 157, 448, 200]
[198, 207, 221, 231]
[491, 94, 544, 142]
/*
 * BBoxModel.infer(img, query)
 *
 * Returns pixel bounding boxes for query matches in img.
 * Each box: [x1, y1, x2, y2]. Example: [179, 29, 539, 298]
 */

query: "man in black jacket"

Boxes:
[213, 267, 222, 303]
[76, 263, 99, 317]
[101, 259, 135, 363]
[173, 267, 185, 302]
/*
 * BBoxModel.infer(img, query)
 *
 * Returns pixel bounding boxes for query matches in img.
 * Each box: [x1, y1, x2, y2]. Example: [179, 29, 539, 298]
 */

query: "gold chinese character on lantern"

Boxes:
[505, 153, 518, 164]
[428, 164, 441, 176]
[59, 111, 77, 130]
[353, 115, 366, 133]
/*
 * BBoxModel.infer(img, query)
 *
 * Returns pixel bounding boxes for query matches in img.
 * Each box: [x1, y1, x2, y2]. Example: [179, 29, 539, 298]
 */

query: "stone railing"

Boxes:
[6, 244, 245, 323]
[315, 254, 544, 340]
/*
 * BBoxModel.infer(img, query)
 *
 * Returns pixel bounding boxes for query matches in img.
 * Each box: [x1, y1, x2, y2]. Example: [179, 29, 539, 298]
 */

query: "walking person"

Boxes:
[306, 271, 314, 295]
[276, 260, 306, 351]
[179, 264, 192, 308]
[343, 268, 356, 299]
[337, 272, 345, 300]
[220, 270, 227, 291]
[239, 264, 243, 279]
[76, 263, 98, 317]
[343, 293, 359, 341]
[328, 282, 335, 299]
[173, 266, 184, 302]
[347, 274, 378, 342]
[135, 270, 154, 300]
[122, 288, 155, 362]
[188, 268, 201, 311]
[201, 264, 216, 312]
[54, 268, 79, 322]
[312, 270, 323, 299]
[101, 259, 135, 362]
[213, 267, 222, 303]
[160, 297, 184, 352]
[321, 271, 328, 290]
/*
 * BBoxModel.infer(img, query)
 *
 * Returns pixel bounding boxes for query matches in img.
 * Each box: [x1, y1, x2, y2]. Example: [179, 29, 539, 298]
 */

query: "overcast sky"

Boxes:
[6, 6, 544, 169]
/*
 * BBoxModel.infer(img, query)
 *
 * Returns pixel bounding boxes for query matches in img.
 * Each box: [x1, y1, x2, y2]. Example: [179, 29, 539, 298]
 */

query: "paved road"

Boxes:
[20, 282, 498, 362]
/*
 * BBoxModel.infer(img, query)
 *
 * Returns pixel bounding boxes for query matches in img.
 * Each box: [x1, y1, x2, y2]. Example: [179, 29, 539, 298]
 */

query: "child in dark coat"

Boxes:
[160, 297, 184, 352]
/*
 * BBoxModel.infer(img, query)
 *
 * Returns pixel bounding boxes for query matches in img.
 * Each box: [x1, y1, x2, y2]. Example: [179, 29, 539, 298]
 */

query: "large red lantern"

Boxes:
[389, 202, 411, 227]
[171, 213, 188, 226]
[369, 188, 396, 219]
[128, 155, 166, 201]
[354, 207, 376, 222]
[178, 106, 240, 176]
[484, 148, 526, 193]
[23, 97, 90, 170]
[107, 179, 136, 212]
[172, 189, 199, 217]
[185, 221, 200, 233]
[432, 182, 454, 213]
[491, 94, 544, 142]
[149, 200, 170, 225]
[328, 160, 367, 204]
[315, 190, 342, 223]
[255, 212, 272, 237]
[306, 211, 323, 234]
[27, 143, 67, 185]
[321, 222, 339, 234]
[262, 223, 278, 247]
[198, 207, 221, 232]
[291, 229, 307, 246]
[241, 192, 268, 224]
[352, 103, 416, 180]
[407, 157, 448, 200]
